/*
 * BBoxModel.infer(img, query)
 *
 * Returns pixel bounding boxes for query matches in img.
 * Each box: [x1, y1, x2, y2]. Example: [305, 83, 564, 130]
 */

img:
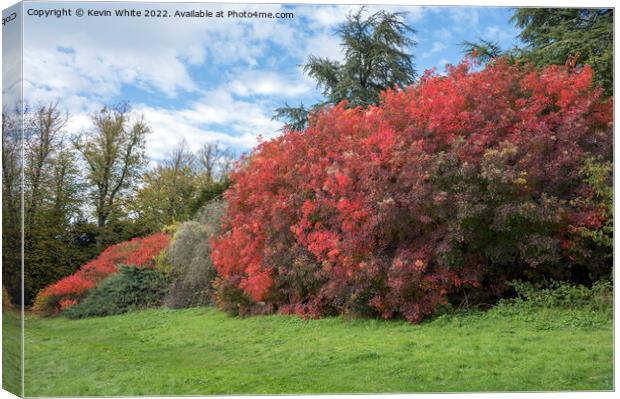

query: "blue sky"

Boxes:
[18, 1, 522, 162]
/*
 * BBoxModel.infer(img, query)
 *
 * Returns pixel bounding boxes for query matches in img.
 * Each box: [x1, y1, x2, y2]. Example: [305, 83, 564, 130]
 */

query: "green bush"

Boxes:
[164, 200, 226, 309]
[500, 279, 613, 313]
[482, 279, 613, 331]
[63, 265, 169, 319]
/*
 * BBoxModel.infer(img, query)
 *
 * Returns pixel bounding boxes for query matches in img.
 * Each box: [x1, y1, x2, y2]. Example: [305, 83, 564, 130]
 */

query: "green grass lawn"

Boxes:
[23, 305, 612, 396]
[2, 311, 22, 396]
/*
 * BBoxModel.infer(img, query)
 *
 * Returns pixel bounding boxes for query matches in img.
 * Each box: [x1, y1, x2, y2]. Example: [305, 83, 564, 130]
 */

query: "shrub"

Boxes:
[2, 285, 14, 311]
[211, 59, 612, 323]
[502, 279, 613, 312]
[567, 156, 613, 282]
[33, 232, 171, 316]
[165, 200, 226, 308]
[63, 265, 169, 319]
[488, 279, 613, 330]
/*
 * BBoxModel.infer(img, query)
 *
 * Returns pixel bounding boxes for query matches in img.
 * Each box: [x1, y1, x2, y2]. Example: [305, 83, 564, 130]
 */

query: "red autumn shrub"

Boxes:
[33, 232, 171, 315]
[211, 59, 612, 323]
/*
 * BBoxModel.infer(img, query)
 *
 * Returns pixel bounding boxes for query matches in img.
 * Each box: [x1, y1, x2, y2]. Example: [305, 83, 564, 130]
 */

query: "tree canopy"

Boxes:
[462, 8, 613, 95]
[513, 8, 613, 94]
[73, 104, 149, 248]
[274, 8, 417, 130]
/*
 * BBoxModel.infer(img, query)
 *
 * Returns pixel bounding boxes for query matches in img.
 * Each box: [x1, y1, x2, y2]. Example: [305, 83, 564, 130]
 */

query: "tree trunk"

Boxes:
[96, 213, 107, 250]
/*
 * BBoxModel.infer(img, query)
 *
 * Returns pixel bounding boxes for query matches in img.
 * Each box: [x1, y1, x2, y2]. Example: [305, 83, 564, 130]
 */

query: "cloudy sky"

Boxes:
[16, 1, 521, 162]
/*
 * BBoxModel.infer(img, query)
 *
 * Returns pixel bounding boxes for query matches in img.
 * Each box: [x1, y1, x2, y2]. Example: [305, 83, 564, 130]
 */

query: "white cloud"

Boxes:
[137, 105, 260, 161]
[65, 113, 93, 134]
[434, 28, 453, 42]
[405, 6, 426, 23]
[449, 8, 480, 31]
[2, 3, 23, 111]
[306, 5, 349, 29]
[437, 59, 451, 75]
[23, 25, 198, 117]
[228, 70, 311, 98]
[63, 86, 284, 162]
[304, 31, 344, 62]
[482, 24, 518, 46]
[19, 3, 330, 164]
[300, 4, 426, 31]
[22, 3, 300, 112]
[131, 88, 283, 160]
[421, 41, 447, 58]
[483, 25, 501, 39]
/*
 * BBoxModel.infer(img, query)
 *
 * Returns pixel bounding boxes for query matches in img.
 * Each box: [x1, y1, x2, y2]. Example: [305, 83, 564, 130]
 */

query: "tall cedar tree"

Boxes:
[274, 8, 416, 130]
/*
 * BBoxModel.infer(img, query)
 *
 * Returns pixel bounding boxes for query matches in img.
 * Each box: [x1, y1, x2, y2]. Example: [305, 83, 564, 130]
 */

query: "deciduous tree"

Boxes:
[133, 142, 198, 230]
[74, 104, 149, 248]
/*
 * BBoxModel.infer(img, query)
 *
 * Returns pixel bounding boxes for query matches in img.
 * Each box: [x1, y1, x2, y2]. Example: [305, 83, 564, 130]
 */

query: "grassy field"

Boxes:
[23, 305, 612, 396]
[2, 311, 22, 396]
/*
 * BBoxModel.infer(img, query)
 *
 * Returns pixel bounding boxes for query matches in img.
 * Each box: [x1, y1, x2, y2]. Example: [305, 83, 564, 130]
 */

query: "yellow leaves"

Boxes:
[513, 171, 529, 187]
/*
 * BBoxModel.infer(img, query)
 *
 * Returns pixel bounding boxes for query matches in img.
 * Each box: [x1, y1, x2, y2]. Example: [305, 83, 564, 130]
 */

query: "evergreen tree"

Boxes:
[275, 8, 417, 130]
[460, 38, 505, 64]
[462, 9, 613, 95]
[512, 8, 613, 95]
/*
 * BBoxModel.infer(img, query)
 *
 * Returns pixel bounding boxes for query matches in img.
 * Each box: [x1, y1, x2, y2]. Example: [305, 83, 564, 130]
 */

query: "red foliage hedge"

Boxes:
[211, 60, 613, 323]
[33, 232, 171, 315]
